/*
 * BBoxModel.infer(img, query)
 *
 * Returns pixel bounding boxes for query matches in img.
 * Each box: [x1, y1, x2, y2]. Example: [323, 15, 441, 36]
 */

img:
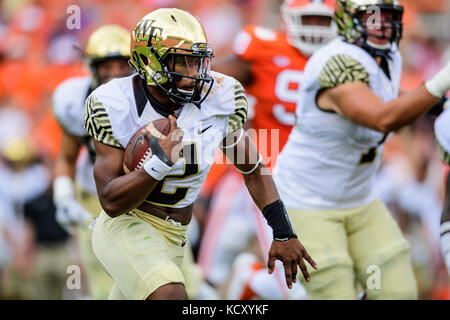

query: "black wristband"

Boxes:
[428, 96, 448, 117]
[262, 199, 297, 241]
[149, 136, 173, 167]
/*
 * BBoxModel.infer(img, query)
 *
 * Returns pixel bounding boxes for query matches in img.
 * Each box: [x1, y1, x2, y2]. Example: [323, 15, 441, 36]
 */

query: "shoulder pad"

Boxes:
[319, 54, 370, 90]
[201, 71, 248, 134]
[53, 76, 92, 136]
[201, 71, 243, 117]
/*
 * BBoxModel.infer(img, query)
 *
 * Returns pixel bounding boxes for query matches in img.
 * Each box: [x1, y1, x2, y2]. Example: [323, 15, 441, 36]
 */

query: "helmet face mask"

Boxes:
[335, 0, 404, 57]
[93, 56, 131, 85]
[152, 43, 214, 107]
[357, 6, 403, 51]
[129, 9, 215, 108]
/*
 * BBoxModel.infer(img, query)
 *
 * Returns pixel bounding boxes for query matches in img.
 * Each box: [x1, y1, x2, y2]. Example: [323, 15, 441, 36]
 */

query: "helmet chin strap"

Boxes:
[168, 86, 192, 101]
[366, 40, 391, 51]
[178, 88, 195, 95]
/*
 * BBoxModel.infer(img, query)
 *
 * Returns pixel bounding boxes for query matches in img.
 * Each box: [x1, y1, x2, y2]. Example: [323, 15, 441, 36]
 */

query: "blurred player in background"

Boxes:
[199, 0, 336, 299]
[273, 0, 450, 299]
[52, 25, 132, 299]
[84, 8, 315, 300]
[435, 106, 450, 275]
[0, 138, 70, 299]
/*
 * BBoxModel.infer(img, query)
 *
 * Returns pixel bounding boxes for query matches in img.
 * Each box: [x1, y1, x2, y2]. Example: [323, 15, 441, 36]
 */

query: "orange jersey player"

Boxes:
[233, 25, 308, 152]
[198, 0, 336, 299]
[214, 0, 336, 166]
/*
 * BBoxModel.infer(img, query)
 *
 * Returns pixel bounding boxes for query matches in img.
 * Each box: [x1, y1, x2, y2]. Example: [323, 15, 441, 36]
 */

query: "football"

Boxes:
[122, 118, 171, 173]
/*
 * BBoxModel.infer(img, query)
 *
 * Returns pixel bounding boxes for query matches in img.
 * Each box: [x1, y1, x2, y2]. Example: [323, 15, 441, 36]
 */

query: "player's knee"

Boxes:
[366, 287, 418, 300]
[302, 264, 357, 300]
[365, 272, 418, 300]
[147, 283, 188, 300]
[394, 287, 418, 300]
[361, 250, 418, 300]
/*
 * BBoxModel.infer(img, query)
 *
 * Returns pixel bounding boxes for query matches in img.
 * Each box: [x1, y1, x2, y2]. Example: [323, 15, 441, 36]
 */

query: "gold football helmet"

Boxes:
[1, 137, 34, 168]
[335, 0, 404, 56]
[129, 8, 214, 107]
[85, 24, 131, 84]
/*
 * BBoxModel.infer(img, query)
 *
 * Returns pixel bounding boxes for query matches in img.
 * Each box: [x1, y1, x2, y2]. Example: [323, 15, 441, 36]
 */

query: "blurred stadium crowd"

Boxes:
[0, 0, 449, 300]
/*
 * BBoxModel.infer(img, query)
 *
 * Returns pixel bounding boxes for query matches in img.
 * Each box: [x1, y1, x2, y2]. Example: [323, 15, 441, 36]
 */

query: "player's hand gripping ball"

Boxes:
[123, 118, 171, 173]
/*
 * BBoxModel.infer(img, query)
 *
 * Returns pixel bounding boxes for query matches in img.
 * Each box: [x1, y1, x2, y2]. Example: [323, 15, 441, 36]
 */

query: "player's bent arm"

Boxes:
[226, 131, 279, 209]
[93, 140, 161, 218]
[54, 131, 81, 179]
[53, 131, 82, 205]
[318, 83, 439, 133]
[213, 54, 252, 86]
[317, 57, 450, 133]
[223, 131, 293, 239]
[53, 131, 93, 232]
[221, 129, 318, 286]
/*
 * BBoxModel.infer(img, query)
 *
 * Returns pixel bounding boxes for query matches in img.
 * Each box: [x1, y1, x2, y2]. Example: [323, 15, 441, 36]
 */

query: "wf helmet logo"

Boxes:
[134, 19, 163, 40]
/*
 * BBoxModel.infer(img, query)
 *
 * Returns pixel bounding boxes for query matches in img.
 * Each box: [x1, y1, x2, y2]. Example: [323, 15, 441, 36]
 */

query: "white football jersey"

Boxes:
[435, 107, 450, 165]
[85, 72, 247, 209]
[273, 38, 402, 210]
[52, 76, 97, 195]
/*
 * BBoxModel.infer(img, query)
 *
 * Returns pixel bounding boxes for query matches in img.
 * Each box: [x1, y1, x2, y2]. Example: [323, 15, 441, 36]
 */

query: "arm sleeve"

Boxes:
[226, 81, 248, 135]
[319, 54, 370, 90]
[84, 94, 123, 149]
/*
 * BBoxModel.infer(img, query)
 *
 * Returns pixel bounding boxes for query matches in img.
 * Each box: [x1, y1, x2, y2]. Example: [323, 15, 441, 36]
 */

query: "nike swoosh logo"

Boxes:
[181, 240, 187, 247]
[151, 167, 159, 172]
[200, 125, 213, 134]
[130, 135, 145, 164]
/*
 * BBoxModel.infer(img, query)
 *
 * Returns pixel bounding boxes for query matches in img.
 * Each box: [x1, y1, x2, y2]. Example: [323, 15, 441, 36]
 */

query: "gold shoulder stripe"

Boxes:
[227, 81, 248, 134]
[319, 54, 370, 90]
[84, 95, 123, 149]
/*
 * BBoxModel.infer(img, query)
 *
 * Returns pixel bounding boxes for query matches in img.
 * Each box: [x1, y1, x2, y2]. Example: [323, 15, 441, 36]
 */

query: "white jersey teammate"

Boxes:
[274, 0, 450, 299]
[52, 25, 132, 299]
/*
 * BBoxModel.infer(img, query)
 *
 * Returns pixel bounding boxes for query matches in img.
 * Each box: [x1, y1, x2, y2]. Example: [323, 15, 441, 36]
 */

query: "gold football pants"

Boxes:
[288, 198, 418, 300]
[92, 209, 188, 300]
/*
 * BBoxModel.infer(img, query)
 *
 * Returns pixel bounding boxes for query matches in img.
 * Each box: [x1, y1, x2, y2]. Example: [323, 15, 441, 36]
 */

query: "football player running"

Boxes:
[198, 0, 336, 299]
[435, 106, 450, 275]
[273, 0, 450, 299]
[84, 8, 317, 300]
[52, 25, 131, 299]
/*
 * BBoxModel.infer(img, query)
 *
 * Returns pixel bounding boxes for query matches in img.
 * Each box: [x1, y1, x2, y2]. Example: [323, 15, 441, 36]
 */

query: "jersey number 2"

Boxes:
[145, 143, 199, 206]
[359, 134, 388, 165]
